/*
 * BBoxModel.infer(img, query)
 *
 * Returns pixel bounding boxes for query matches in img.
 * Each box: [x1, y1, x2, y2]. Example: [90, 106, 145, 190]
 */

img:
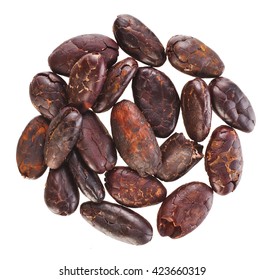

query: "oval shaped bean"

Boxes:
[157, 182, 213, 238]
[205, 125, 243, 195]
[80, 201, 153, 245]
[156, 132, 203, 182]
[45, 165, 79, 215]
[29, 72, 67, 120]
[92, 57, 138, 113]
[111, 100, 161, 177]
[209, 77, 256, 132]
[113, 14, 166, 67]
[181, 78, 212, 142]
[16, 116, 49, 179]
[68, 53, 107, 113]
[166, 35, 224, 78]
[105, 166, 167, 207]
[132, 67, 180, 138]
[48, 34, 119, 76]
[76, 110, 117, 174]
[44, 106, 82, 169]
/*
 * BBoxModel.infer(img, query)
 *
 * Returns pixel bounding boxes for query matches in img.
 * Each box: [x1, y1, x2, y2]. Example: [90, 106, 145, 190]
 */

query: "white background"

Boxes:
[1, 0, 263, 279]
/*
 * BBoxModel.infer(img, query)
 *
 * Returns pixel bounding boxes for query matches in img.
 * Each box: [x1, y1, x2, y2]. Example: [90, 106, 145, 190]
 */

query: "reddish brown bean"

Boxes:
[113, 14, 166, 67]
[80, 201, 153, 245]
[166, 35, 224, 78]
[44, 106, 82, 169]
[181, 78, 212, 142]
[16, 116, 49, 179]
[205, 125, 243, 195]
[76, 110, 117, 174]
[48, 34, 119, 76]
[105, 166, 167, 207]
[209, 77, 256, 132]
[157, 182, 213, 238]
[29, 72, 67, 120]
[92, 57, 138, 113]
[156, 132, 203, 182]
[111, 100, 161, 177]
[45, 165, 79, 215]
[132, 67, 180, 138]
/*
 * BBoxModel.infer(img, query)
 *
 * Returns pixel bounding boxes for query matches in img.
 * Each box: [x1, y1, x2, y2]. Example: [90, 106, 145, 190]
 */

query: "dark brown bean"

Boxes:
[156, 132, 203, 182]
[111, 100, 161, 177]
[68, 53, 107, 113]
[76, 110, 117, 174]
[67, 150, 105, 202]
[48, 34, 119, 76]
[181, 78, 212, 142]
[157, 181, 213, 238]
[16, 116, 49, 179]
[80, 201, 153, 245]
[113, 14, 166, 67]
[92, 57, 138, 113]
[166, 35, 224, 78]
[209, 77, 256, 133]
[205, 125, 243, 195]
[29, 72, 67, 120]
[44, 106, 82, 169]
[105, 166, 167, 207]
[45, 165, 79, 215]
[132, 67, 180, 138]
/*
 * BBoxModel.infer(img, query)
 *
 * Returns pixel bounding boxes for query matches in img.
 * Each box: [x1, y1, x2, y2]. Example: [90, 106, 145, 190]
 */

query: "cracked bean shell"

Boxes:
[157, 181, 213, 239]
[105, 166, 167, 208]
[205, 125, 243, 195]
[80, 200, 153, 245]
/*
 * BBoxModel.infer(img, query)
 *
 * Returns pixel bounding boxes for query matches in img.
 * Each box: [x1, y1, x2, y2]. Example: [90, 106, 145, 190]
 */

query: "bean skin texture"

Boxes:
[181, 78, 212, 142]
[132, 67, 180, 138]
[209, 77, 256, 133]
[48, 34, 119, 76]
[113, 14, 166, 67]
[156, 132, 203, 182]
[68, 53, 107, 113]
[16, 116, 49, 179]
[111, 100, 162, 177]
[105, 166, 167, 208]
[157, 182, 213, 239]
[45, 165, 79, 216]
[166, 35, 224, 78]
[80, 201, 153, 245]
[29, 72, 68, 120]
[44, 106, 82, 169]
[205, 125, 243, 195]
[76, 110, 117, 174]
[92, 57, 138, 113]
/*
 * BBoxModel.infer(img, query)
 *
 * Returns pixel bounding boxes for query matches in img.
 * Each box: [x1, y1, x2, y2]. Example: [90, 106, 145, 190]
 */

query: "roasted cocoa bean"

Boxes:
[111, 100, 161, 177]
[205, 125, 243, 195]
[48, 34, 119, 76]
[76, 110, 117, 174]
[209, 77, 256, 133]
[166, 35, 224, 78]
[157, 181, 213, 238]
[181, 78, 212, 142]
[68, 53, 107, 113]
[113, 14, 166, 67]
[80, 200, 153, 245]
[156, 132, 203, 182]
[45, 165, 79, 215]
[105, 166, 167, 207]
[44, 106, 82, 169]
[92, 57, 138, 113]
[29, 72, 67, 120]
[132, 67, 180, 138]
[16, 116, 49, 179]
